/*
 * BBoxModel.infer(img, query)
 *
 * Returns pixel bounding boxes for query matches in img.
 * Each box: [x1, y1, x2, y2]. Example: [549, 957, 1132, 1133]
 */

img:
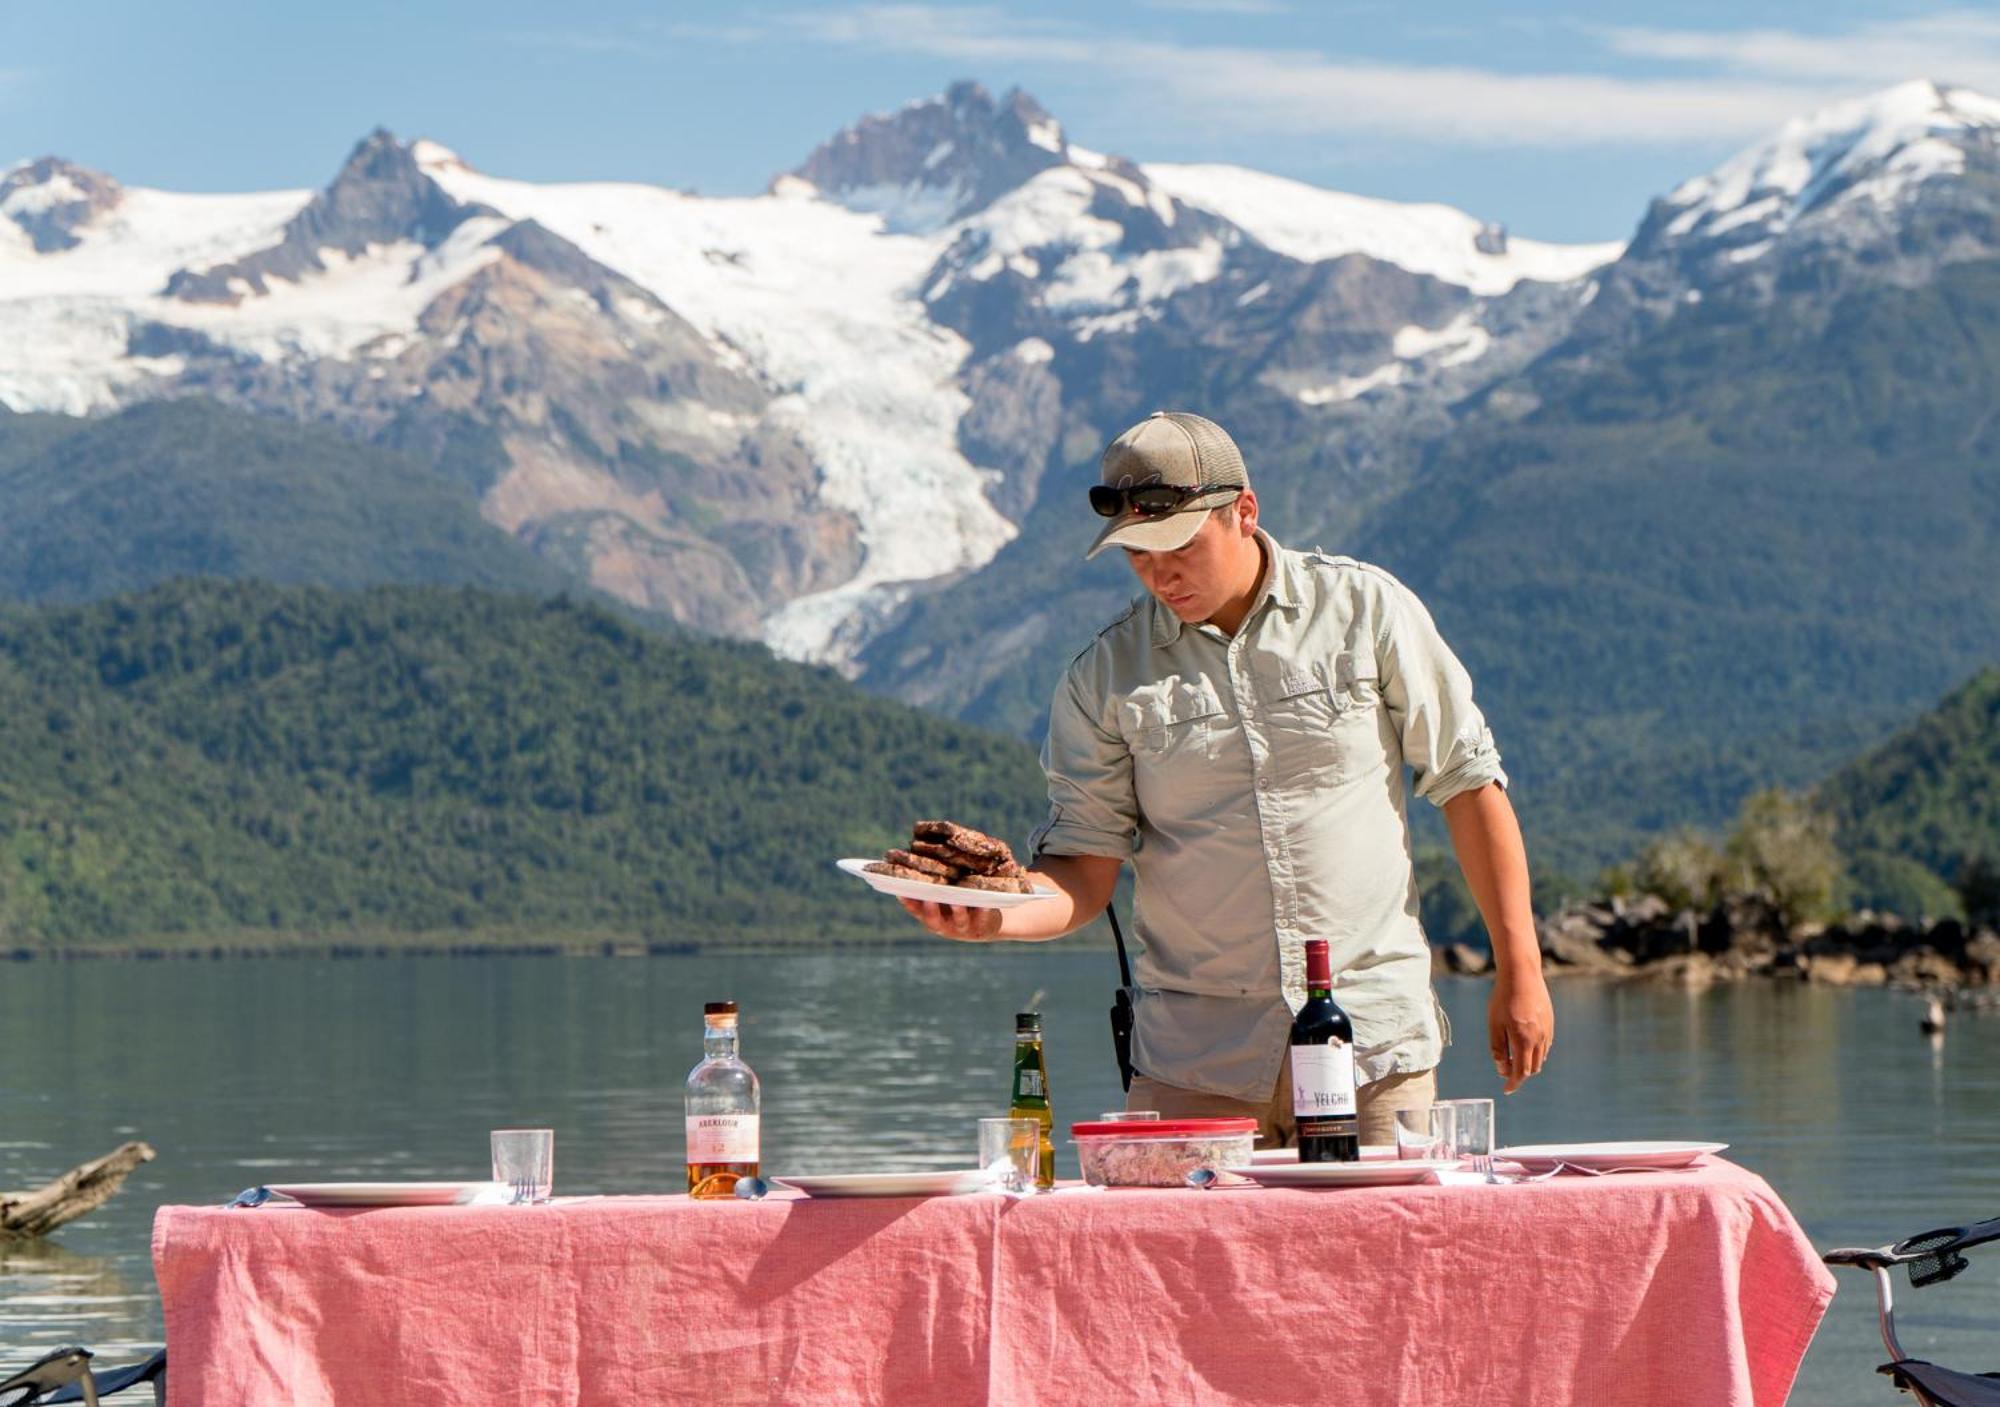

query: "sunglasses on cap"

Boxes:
[1088, 482, 1241, 519]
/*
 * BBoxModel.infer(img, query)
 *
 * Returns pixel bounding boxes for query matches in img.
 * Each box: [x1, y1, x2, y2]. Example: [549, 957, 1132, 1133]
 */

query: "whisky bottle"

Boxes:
[685, 1000, 760, 1198]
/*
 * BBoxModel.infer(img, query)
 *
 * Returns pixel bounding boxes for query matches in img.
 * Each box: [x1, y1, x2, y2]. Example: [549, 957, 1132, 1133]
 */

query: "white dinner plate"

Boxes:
[770, 1170, 992, 1199]
[836, 858, 1058, 909]
[1236, 1159, 1459, 1188]
[265, 1181, 504, 1207]
[1250, 1144, 1397, 1165]
[1492, 1141, 1728, 1172]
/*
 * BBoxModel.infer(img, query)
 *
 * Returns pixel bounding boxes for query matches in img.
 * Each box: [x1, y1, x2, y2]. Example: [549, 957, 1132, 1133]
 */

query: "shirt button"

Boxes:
[1258, 776, 1273, 790]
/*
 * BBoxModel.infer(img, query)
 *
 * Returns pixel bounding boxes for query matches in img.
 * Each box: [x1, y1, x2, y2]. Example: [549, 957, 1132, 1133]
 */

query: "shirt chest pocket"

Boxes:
[1122, 684, 1240, 812]
[1264, 653, 1385, 786]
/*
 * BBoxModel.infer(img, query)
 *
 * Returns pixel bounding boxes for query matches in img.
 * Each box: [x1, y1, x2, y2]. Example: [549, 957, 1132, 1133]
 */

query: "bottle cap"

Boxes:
[1304, 939, 1332, 987]
[1015, 1012, 1042, 1031]
[704, 1000, 738, 1016]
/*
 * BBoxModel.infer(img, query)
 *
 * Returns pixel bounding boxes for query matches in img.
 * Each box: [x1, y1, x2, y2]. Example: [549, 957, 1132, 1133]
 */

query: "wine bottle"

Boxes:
[685, 1000, 760, 1198]
[1290, 940, 1360, 1162]
[1009, 1012, 1056, 1189]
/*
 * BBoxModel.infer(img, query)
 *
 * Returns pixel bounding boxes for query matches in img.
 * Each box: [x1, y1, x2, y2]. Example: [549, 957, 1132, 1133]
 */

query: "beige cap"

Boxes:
[1085, 411, 1248, 560]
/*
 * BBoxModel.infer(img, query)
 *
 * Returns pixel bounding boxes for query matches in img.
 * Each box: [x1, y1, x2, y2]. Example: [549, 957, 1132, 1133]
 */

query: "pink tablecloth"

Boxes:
[153, 1159, 1834, 1406]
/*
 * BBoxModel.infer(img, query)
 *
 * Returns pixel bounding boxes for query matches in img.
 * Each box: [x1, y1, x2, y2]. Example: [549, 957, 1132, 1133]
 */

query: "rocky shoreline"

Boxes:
[1439, 893, 2000, 997]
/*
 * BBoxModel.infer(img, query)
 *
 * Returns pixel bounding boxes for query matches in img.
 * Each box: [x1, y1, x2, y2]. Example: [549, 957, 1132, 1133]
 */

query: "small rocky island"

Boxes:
[1442, 894, 1999, 1000]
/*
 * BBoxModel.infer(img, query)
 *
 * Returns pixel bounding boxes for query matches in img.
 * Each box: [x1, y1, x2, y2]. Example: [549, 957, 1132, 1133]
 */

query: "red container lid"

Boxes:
[1069, 1118, 1259, 1138]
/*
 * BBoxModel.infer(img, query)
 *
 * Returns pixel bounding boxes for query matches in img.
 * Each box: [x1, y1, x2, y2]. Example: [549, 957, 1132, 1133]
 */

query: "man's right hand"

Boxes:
[898, 897, 1004, 941]
[894, 853, 1123, 944]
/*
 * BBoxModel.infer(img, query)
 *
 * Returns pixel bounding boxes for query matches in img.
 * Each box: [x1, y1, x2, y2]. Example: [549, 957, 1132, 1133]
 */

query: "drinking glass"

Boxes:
[1436, 1098, 1495, 1179]
[1393, 1104, 1456, 1161]
[491, 1128, 554, 1204]
[977, 1117, 1041, 1195]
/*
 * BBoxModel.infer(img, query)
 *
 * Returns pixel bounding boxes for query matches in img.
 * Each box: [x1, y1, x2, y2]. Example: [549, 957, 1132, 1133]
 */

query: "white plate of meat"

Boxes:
[837, 858, 1058, 909]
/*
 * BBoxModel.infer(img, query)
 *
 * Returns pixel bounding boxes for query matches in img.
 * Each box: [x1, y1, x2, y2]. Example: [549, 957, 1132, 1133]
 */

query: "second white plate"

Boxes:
[1493, 1141, 1728, 1171]
[1236, 1159, 1459, 1188]
[1251, 1144, 1397, 1165]
[771, 1170, 992, 1198]
[265, 1181, 501, 1207]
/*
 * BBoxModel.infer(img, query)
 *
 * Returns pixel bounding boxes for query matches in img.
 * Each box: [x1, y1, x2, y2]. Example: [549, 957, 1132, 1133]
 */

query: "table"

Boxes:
[153, 1160, 1834, 1405]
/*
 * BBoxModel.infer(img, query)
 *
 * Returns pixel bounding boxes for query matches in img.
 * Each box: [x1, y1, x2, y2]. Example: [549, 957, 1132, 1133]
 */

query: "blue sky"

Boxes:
[6, 2, 1999, 242]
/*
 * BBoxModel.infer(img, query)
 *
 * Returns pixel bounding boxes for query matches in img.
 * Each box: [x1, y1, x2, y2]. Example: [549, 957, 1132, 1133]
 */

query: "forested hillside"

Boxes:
[1821, 666, 2000, 918]
[1368, 260, 2000, 877]
[0, 399, 559, 603]
[0, 581, 1046, 947]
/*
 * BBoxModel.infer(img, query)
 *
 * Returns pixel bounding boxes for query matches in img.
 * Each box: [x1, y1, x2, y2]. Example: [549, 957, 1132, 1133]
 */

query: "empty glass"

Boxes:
[1436, 1098, 1495, 1179]
[491, 1128, 554, 1204]
[977, 1117, 1042, 1195]
[1393, 1104, 1456, 1161]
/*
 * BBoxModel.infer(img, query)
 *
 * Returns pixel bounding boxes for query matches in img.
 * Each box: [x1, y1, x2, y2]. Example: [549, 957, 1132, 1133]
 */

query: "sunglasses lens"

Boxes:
[1127, 487, 1184, 516]
[1088, 485, 1125, 518]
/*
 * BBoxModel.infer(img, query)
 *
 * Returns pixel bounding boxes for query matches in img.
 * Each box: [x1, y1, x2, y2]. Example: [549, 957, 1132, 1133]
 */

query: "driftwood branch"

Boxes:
[0, 1142, 156, 1241]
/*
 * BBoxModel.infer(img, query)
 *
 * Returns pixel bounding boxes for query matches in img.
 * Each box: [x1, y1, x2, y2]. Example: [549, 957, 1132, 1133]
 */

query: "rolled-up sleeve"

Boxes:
[1029, 665, 1138, 860]
[1376, 576, 1508, 808]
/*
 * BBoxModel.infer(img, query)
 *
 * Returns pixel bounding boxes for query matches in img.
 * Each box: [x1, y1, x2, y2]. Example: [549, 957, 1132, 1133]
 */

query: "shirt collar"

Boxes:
[1149, 529, 1296, 647]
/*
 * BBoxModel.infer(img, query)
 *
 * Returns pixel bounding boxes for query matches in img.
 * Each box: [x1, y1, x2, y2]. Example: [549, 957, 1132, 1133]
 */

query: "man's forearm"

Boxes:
[1441, 783, 1538, 974]
[999, 853, 1122, 940]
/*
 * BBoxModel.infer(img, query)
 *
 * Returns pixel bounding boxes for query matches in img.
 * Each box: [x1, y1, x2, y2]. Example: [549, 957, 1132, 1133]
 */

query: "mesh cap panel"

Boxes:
[1158, 412, 1247, 486]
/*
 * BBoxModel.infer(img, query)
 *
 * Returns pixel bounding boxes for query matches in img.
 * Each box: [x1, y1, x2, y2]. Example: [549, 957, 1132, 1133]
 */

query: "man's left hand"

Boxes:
[1488, 971, 1554, 1094]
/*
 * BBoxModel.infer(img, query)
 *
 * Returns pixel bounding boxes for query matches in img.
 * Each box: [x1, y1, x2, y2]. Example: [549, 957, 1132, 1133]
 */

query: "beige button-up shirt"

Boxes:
[1030, 531, 1507, 1102]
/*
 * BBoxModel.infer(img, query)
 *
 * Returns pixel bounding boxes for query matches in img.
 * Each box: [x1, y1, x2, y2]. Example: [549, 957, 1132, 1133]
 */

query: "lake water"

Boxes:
[2, 952, 1995, 1404]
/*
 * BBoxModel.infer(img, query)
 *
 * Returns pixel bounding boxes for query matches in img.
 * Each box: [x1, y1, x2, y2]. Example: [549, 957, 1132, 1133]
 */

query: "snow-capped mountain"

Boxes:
[30, 79, 1923, 668]
[1658, 80, 2000, 262]
[793, 79, 1072, 232]
[1142, 164, 1621, 297]
[1575, 80, 2000, 349]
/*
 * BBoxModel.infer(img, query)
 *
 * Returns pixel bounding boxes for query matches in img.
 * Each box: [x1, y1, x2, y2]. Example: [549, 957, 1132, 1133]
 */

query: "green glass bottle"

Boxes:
[1009, 1012, 1056, 1189]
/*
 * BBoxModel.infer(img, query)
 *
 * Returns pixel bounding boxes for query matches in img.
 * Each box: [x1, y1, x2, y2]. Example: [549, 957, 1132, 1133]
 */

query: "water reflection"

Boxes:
[0, 1237, 155, 1375]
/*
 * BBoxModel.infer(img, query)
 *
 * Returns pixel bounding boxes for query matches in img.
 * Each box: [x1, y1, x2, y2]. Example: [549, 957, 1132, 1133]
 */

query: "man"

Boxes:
[901, 411, 1554, 1145]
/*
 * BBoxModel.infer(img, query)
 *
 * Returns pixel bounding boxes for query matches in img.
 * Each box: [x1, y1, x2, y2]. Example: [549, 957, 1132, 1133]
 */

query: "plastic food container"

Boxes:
[1070, 1117, 1259, 1187]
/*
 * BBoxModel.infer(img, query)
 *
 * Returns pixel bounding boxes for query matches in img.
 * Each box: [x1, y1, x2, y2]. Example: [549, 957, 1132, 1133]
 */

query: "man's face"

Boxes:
[1122, 497, 1256, 623]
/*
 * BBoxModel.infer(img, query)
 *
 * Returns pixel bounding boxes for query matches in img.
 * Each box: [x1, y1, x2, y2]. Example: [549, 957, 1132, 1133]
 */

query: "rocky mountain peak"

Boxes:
[166, 128, 498, 303]
[0, 156, 123, 253]
[790, 80, 1073, 230]
[1649, 80, 2000, 256]
[1569, 80, 2000, 350]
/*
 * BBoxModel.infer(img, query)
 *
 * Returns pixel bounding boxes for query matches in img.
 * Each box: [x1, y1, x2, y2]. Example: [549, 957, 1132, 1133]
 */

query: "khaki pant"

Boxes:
[1131, 1062, 1437, 1148]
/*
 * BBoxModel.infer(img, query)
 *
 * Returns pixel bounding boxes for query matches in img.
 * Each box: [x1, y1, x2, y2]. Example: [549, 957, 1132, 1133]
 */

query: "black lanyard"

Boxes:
[1107, 904, 1136, 1092]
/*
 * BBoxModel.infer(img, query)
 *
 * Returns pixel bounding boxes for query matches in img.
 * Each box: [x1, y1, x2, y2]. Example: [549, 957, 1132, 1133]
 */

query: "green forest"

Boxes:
[1821, 666, 2000, 920]
[0, 398, 559, 602]
[0, 575, 1988, 951]
[1370, 260, 2000, 880]
[0, 580, 1048, 949]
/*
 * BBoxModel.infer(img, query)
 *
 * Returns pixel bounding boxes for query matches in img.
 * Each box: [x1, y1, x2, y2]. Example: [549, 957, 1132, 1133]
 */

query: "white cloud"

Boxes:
[1598, 13, 2000, 95]
[1138, 0, 1290, 14]
[791, 6, 1843, 146]
[788, 7, 1097, 64]
[499, 20, 766, 55]
[498, 29, 654, 55]
[660, 22, 768, 43]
